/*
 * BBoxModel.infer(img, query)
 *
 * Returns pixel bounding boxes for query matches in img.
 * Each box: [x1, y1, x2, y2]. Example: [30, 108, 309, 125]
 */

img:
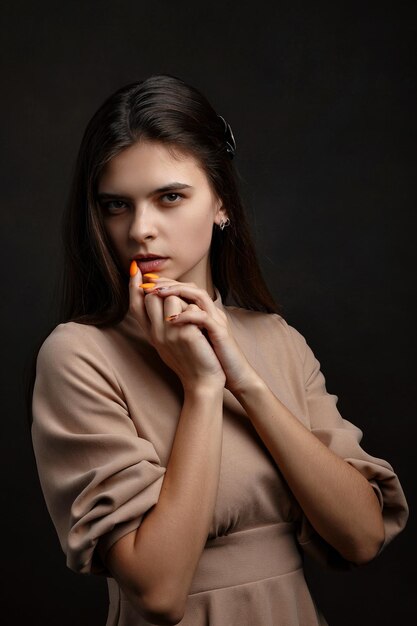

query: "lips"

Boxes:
[134, 257, 168, 273]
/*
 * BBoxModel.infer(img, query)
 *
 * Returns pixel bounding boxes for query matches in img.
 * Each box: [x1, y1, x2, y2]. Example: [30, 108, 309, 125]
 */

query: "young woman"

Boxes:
[29, 73, 408, 626]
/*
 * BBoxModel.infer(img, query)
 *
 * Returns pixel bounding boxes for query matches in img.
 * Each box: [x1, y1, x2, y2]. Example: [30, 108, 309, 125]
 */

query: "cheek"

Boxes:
[103, 223, 125, 258]
[184, 208, 214, 237]
[182, 214, 213, 251]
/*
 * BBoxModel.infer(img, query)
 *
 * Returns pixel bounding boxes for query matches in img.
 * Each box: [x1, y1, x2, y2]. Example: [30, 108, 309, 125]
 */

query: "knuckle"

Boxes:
[166, 294, 181, 304]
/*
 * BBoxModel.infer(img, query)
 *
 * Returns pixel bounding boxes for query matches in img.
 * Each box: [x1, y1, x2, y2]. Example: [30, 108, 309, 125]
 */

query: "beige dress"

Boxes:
[31, 287, 408, 626]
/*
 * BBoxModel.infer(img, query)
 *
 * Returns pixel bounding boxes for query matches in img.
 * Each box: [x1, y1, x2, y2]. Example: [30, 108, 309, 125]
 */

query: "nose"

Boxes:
[128, 205, 158, 243]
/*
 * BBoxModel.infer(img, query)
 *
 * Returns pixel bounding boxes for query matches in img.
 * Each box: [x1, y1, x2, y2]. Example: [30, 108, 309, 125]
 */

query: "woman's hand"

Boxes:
[141, 274, 259, 396]
[129, 263, 226, 392]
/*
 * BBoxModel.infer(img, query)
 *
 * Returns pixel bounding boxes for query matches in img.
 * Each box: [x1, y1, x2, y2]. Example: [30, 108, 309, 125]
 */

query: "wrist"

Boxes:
[232, 373, 268, 405]
[183, 380, 225, 397]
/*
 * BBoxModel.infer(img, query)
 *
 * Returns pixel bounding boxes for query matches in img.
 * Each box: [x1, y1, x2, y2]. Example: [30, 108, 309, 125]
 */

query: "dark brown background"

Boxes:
[2, 1, 415, 623]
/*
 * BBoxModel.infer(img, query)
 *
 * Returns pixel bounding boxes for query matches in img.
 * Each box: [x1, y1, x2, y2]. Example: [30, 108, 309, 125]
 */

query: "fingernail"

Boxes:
[165, 314, 179, 321]
[139, 282, 156, 289]
[143, 273, 159, 279]
[130, 260, 138, 277]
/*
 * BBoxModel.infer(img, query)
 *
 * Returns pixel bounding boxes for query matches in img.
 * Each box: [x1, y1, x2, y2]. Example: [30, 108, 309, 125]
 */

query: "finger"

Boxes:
[141, 273, 176, 283]
[141, 277, 184, 294]
[141, 273, 183, 289]
[142, 289, 169, 317]
[166, 308, 222, 336]
[148, 284, 218, 316]
[138, 271, 179, 291]
[163, 295, 189, 317]
[129, 260, 152, 334]
[144, 293, 187, 340]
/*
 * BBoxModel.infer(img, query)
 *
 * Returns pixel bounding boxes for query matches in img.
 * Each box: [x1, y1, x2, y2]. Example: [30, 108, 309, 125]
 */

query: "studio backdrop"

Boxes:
[1, 1, 415, 624]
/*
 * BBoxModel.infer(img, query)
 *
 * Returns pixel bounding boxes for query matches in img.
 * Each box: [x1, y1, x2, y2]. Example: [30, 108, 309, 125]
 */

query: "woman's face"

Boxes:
[97, 140, 226, 295]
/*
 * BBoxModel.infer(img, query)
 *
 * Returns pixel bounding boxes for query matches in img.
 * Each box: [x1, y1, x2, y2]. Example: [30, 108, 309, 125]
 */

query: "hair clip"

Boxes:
[217, 114, 237, 159]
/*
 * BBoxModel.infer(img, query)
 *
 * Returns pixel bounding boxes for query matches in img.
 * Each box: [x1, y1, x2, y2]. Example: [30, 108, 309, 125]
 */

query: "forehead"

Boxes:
[98, 140, 209, 191]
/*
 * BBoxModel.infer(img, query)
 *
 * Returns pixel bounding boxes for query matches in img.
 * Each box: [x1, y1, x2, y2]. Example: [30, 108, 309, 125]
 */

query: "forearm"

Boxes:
[236, 378, 385, 564]
[132, 385, 224, 614]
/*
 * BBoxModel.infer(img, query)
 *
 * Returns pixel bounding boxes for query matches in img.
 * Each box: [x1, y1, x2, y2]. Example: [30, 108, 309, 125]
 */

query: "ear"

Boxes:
[213, 200, 228, 226]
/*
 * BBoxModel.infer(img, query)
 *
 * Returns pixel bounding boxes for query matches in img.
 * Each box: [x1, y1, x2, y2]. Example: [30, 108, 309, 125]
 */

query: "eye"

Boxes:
[160, 192, 183, 203]
[100, 200, 128, 214]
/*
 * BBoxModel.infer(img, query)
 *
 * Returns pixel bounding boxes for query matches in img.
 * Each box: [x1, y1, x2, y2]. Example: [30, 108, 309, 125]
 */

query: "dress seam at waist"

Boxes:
[188, 565, 304, 596]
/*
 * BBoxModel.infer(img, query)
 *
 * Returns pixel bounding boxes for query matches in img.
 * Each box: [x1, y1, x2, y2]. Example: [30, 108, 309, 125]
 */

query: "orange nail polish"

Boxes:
[143, 273, 160, 279]
[165, 314, 179, 321]
[130, 260, 138, 277]
[139, 282, 156, 289]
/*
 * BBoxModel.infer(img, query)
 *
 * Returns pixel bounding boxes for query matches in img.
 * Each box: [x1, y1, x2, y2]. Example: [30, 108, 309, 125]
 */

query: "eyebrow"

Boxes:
[97, 182, 193, 200]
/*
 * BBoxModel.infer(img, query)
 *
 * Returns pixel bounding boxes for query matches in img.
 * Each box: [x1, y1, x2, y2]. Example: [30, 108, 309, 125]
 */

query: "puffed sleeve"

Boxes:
[31, 323, 166, 577]
[286, 324, 409, 569]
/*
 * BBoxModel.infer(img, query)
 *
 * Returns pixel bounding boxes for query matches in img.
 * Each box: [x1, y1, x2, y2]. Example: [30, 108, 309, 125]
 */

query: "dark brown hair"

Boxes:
[25, 73, 282, 425]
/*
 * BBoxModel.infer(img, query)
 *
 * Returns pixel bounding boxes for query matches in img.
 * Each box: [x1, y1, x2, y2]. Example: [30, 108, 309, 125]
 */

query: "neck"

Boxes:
[178, 263, 215, 300]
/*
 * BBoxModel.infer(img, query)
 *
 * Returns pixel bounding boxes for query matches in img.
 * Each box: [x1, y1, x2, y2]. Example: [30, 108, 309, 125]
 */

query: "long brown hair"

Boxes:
[25, 73, 282, 425]
[61, 74, 277, 326]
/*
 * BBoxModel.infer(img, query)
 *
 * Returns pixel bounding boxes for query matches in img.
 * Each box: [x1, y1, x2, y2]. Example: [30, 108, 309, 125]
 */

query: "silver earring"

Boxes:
[219, 217, 230, 231]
